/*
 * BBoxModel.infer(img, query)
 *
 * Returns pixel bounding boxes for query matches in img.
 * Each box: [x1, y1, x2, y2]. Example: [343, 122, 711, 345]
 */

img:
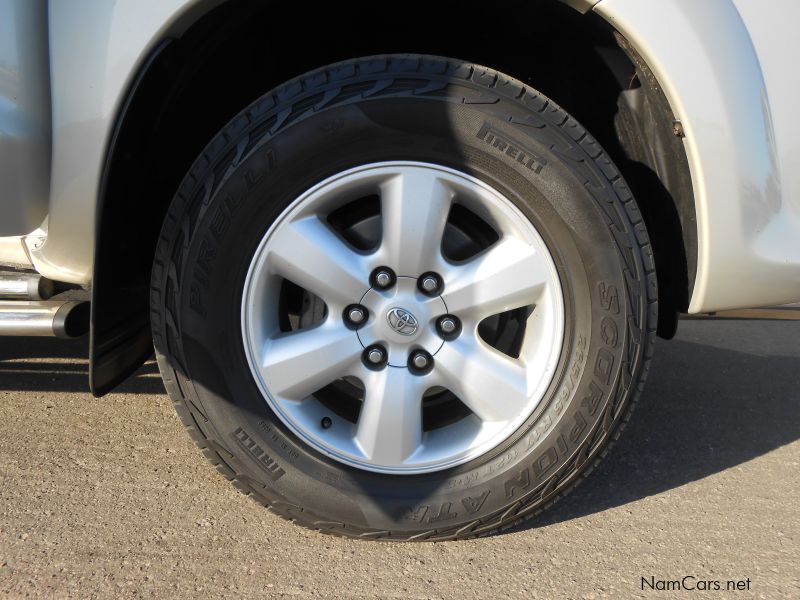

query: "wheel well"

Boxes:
[91, 0, 695, 394]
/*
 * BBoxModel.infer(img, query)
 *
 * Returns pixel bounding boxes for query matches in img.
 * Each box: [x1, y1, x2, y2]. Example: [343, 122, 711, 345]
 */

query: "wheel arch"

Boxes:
[91, 0, 696, 394]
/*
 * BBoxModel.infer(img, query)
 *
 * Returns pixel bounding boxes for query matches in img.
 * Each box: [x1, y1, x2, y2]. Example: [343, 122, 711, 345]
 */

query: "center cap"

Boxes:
[386, 307, 418, 336]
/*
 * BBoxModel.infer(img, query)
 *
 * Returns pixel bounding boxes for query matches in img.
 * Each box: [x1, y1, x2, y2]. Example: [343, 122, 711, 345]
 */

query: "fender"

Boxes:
[596, 0, 800, 312]
[23, 0, 592, 282]
[25, 0, 223, 285]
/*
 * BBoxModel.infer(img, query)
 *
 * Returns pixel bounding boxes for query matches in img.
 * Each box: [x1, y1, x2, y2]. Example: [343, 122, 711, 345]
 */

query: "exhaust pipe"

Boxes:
[0, 272, 55, 300]
[0, 300, 90, 338]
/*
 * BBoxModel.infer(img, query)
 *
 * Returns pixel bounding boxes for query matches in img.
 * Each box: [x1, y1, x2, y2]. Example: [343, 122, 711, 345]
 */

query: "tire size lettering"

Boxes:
[500, 282, 622, 501]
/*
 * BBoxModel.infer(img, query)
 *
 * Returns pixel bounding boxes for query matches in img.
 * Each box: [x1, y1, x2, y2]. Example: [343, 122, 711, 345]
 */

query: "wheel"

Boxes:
[151, 55, 656, 540]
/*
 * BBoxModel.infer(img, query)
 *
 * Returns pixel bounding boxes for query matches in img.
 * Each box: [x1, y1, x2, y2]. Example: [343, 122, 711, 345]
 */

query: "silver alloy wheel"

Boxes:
[242, 162, 565, 474]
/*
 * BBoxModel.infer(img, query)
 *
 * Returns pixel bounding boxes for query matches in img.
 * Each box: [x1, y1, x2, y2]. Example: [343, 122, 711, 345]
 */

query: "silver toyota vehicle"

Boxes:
[2, 0, 799, 540]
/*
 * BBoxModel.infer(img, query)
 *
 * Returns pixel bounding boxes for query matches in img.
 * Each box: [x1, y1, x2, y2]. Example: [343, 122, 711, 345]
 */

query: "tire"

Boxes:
[151, 55, 656, 540]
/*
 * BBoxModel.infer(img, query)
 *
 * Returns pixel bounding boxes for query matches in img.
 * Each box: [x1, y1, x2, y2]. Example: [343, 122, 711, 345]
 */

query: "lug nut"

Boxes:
[439, 317, 456, 333]
[408, 350, 434, 374]
[376, 271, 391, 287]
[344, 304, 368, 329]
[418, 272, 442, 296]
[348, 306, 365, 323]
[412, 353, 429, 369]
[363, 345, 388, 369]
[436, 314, 461, 340]
[421, 276, 438, 292]
[371, 267, 396, 290]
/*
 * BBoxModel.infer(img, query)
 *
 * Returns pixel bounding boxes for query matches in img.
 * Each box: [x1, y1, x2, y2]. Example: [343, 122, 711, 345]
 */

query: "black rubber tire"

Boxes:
[150, 55, 657, 541]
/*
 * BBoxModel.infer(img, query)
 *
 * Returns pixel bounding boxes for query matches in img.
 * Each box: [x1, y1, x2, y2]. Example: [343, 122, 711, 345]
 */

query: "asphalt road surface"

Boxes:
[1, 319, 798, 598]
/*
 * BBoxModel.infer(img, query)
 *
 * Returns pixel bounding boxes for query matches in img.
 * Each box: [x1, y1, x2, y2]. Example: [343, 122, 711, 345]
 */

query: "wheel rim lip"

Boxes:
[241, 161, 565, 474]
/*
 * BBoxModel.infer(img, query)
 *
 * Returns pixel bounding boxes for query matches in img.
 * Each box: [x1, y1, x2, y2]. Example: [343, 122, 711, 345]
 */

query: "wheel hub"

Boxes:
[356, 277, 446, 367]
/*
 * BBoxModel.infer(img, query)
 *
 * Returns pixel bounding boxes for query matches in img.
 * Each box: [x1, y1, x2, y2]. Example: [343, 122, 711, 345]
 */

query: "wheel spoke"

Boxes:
[433, 337, 530, 423]
[268, 216, 369, 307]
[260, 323, 362, 400]
[442, 236, 550, 319]
[355, 368, 424, 464]
[379, 170, 453, 275]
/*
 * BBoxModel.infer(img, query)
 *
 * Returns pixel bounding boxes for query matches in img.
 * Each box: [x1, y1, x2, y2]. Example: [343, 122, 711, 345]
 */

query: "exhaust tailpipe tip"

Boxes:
[53, 301, 90, 338]
[0, 300, 90, 338]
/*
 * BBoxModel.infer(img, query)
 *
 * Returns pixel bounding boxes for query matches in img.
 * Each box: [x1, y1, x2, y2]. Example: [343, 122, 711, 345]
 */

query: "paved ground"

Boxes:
[0, 319, 798, 599]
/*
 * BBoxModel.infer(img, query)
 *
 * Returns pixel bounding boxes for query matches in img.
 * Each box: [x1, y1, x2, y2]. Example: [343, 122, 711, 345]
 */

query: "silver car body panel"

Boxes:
[597, 0, 800, 313]
[0, 0, 798, 313]
[23, 0, 223, 284]
[0, 0, 51, 235]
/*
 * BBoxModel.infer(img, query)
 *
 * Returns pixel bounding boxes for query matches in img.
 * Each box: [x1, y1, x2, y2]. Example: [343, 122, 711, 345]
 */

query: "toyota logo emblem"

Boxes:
[386, 307, 419, 336]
